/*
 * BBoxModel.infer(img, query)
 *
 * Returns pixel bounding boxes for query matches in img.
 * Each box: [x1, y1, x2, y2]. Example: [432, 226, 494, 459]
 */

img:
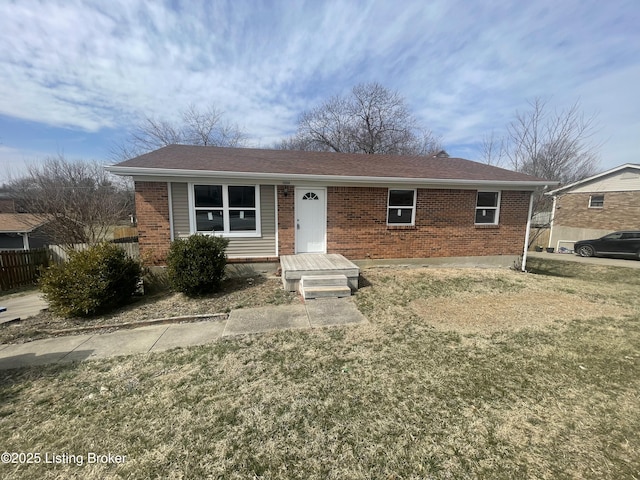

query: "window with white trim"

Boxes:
[387, 189, 416, 225]
[475, 191, 500, 225]
[192, 184, 260, 236]
[589, 194, 604, 208]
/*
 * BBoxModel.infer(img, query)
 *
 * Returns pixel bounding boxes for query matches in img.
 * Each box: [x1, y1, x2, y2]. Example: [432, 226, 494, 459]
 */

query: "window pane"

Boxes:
[603, 232, 623, 240]
[389, 190, 415, 207]
[228, 186, 256, 208]
[475, 209, 496, 224]
[196, 210, 223, 231]
[387, 208, 413, 224]
[195, 185, 223, 207]
[229, 210, 256, 231]
[589, 195, 604, 207]
[477, 192, 498, 207]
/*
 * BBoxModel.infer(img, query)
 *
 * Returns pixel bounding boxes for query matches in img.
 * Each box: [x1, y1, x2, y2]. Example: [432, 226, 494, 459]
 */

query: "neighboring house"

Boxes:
[106, 145, 551, 266]
[546, 164, 640, 252]
[0, 213, 54, 250]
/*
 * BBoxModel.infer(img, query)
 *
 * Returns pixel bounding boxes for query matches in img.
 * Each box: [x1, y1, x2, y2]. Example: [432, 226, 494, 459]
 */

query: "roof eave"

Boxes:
[546, 163, 640, 195]
[106, 165, 554, 189]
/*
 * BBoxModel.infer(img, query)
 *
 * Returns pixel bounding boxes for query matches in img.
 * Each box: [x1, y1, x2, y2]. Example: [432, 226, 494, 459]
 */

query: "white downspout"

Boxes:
[547, 195, 557, 249]
[521, 191, 535, 272]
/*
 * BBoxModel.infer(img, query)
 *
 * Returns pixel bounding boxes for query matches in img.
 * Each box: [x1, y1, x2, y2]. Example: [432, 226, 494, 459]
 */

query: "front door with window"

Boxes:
[295, 188, 326, 253]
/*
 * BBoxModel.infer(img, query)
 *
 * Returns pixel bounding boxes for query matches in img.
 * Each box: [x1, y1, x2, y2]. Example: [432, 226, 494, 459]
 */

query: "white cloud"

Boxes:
[0, 0, 637, 165]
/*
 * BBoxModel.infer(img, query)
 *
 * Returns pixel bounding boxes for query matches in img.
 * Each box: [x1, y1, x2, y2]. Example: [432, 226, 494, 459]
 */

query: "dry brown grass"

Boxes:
[0, 259, 639, 479]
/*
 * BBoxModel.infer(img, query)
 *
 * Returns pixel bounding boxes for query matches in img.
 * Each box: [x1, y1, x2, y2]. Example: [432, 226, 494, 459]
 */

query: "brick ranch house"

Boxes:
[106, 145, 552, 267]
[546, 163, 640, 252]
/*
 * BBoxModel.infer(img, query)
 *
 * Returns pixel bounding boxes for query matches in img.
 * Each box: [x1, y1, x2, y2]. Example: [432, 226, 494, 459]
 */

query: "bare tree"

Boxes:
[483, 98, 601, 247]
[8, 156, 134, 246]
[504, 98, 600, 184]
[480, 130, 506, 166]
[112, 104, 247, 161]
[278, 82, 443, 155]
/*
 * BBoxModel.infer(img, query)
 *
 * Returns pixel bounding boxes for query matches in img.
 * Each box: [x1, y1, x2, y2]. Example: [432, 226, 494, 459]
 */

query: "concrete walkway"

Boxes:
[0, 299, 367, 370]
[0, 292, 48, 324]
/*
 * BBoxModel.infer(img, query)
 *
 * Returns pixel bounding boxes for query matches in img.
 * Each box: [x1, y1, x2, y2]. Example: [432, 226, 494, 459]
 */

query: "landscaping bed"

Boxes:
[0, 275, 298, 344]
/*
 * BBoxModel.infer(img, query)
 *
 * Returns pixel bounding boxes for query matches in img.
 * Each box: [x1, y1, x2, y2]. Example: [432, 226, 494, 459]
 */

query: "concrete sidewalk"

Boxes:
[0, 292, 48, 325]
[0, 298, 367, 370]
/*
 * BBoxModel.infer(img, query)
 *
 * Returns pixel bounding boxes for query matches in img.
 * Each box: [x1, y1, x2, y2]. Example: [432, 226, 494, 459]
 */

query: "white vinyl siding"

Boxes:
[572, 168, 640, 193]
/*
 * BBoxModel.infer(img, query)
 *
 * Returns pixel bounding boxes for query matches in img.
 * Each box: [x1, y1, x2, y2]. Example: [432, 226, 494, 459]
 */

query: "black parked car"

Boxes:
[574, 231, 640, 259]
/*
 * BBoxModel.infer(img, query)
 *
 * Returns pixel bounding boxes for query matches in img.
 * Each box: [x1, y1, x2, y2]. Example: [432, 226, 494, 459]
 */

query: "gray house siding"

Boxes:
[171, 182, 190, 239]
[170, 182, 277, 258]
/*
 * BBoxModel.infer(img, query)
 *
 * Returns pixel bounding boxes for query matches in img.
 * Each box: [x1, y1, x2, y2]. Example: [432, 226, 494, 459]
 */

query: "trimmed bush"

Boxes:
[40, 243, 142, 318]
[166, 235, 229, 296]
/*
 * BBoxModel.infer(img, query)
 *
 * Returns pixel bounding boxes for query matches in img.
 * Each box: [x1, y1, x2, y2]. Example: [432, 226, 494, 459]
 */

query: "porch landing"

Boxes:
[280, 254, 360, 293]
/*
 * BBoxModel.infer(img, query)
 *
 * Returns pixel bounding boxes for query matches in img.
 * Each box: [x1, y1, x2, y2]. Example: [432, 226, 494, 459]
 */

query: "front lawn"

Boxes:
[1, 260, 638, 479]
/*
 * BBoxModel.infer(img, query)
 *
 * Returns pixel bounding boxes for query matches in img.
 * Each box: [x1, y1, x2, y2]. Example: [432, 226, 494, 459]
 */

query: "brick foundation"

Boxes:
[135, 181, 171, 265]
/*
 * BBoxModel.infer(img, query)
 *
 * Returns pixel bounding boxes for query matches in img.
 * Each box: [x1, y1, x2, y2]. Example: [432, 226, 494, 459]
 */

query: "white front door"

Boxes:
[295, 188, 326, 253]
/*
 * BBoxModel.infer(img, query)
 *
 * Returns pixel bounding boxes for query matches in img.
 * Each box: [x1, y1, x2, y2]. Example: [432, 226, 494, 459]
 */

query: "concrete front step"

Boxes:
[300, 285, 352, 300]
[300, 274, 349, 288]
[300, 274, 351, 299]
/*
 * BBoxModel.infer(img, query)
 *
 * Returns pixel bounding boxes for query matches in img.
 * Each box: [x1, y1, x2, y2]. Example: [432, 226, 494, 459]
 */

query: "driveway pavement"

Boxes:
[0, 298, 368, 370]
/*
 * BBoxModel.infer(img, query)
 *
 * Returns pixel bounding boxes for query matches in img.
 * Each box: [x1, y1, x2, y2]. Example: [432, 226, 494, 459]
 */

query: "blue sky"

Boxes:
[0, 0, 638, 183]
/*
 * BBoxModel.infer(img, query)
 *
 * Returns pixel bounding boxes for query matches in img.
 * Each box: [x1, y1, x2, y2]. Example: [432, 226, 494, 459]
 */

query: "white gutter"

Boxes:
[521, 191, 535, 272]
[105, 165, 553, 189]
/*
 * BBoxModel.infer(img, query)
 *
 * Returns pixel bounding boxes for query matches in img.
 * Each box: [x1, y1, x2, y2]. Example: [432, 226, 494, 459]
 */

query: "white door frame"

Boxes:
[294, 187, 327, 254]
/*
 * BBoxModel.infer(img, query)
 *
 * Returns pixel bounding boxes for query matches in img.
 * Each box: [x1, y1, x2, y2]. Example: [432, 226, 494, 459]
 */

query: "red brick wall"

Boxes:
[135, 181, 171, 265]
[554, 191, 640, 230]
[326, 187, 531, 259]
[277, 186, 295, 255]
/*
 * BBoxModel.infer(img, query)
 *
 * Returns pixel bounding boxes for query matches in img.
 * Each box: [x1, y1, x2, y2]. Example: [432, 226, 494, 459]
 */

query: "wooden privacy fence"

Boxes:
[0, 248, 50, 291]
[48, 242, 140, 264]
[0, 243, 139, 291]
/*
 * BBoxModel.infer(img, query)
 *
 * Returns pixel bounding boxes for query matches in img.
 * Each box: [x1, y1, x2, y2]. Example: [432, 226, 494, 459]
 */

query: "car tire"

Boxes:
[578, 245, 595, 257]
